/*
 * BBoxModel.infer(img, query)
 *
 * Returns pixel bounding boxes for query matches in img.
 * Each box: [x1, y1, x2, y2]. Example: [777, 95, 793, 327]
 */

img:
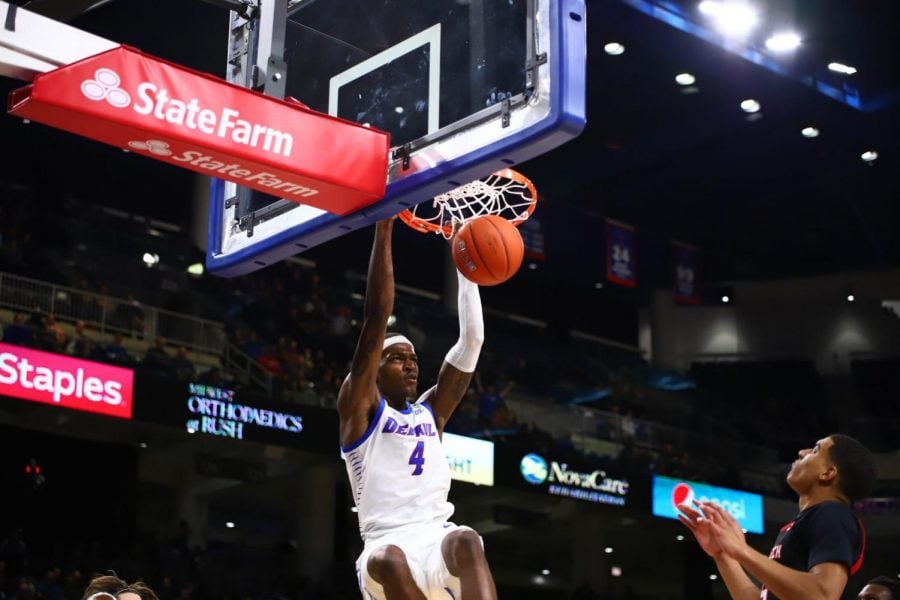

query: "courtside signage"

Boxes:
[0, 343, 133, 419]
[443, 432, 494, 486]
[519, 453, 629, 506]
[7, 46, 389, 215]
[185, 382, 303, 441]
[652, 475, 764, 534]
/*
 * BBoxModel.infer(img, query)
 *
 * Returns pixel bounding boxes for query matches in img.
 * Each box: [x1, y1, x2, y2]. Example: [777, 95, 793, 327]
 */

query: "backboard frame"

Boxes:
[206, 0, 586, 277]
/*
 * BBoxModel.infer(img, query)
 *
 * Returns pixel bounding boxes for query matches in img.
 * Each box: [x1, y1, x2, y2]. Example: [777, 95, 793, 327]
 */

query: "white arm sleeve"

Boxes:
[444, 271, 484, 373]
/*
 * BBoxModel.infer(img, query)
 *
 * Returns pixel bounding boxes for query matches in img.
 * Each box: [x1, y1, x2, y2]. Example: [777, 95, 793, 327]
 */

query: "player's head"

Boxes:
[377, 333, 418, 401]
[786, 434, 875, 502]
[858, 576, 900, 600]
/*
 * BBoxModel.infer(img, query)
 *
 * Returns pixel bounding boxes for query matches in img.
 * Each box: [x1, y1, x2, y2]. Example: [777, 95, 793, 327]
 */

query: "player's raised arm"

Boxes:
[420, 270, 484, 433]
[337, 218, 395, 447]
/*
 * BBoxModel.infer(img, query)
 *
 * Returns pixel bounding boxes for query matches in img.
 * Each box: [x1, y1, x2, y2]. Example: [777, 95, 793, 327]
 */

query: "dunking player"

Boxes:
[339, 218, 497, 600]
[679, 434, 876, 600]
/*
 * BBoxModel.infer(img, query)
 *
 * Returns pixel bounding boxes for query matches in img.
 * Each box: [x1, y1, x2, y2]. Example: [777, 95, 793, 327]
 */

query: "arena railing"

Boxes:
[504, 389, 778, 469]
[0, 271, 226, 355]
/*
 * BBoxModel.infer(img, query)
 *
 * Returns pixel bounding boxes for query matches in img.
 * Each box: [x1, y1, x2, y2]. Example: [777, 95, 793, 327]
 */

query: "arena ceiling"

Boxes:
[2, 0, 900, 294]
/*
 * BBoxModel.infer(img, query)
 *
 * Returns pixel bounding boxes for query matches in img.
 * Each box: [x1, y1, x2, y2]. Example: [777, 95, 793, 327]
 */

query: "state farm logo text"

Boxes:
[0, 344, 133, 419]
[80, 68, 293, 158]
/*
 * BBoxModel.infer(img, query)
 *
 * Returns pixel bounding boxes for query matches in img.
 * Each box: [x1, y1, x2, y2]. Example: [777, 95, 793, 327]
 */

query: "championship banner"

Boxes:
[672, 240, 700, 304]
[7, 46, 389, 215]
[520, 213, 546, 261]
[605, 218, 636, 288]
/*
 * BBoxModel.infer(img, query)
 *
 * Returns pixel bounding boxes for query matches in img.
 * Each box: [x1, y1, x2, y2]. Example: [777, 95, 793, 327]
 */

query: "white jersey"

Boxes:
[341, 398, 454, 542]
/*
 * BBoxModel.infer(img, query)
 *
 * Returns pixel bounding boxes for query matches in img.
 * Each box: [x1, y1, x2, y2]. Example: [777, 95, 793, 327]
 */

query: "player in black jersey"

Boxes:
[679, 434, 875, 600]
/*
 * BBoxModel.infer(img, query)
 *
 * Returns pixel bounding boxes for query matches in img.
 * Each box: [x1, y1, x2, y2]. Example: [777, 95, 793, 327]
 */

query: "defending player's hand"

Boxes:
[696, 501, 750, 560]
[677, 502, 722, 558]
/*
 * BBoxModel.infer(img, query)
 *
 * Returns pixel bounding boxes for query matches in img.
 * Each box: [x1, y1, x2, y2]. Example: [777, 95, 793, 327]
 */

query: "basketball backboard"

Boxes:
[206, 0, 586, 277]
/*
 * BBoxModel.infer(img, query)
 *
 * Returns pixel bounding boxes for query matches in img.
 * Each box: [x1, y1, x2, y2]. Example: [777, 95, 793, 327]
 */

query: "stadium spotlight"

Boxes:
[764, 32, 801, 52]
[846, 294, 855, 303]
[675, 73, 696, 86]
[721, 295, 731, 304]
[698, 1, 758, 38]
[740, 99, 761, 113]
[225, 521, 235, 529]
[604, 42, 625, 55]
[828, 62, 857, 75]
[142, 252, 160, 267]
[801, 127, 819, 138]
[861, 150, 878, 163]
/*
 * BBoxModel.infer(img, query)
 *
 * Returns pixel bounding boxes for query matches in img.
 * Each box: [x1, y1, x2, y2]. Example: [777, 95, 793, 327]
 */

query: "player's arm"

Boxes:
[419, 271, 483, 433]
[701, 502, 849, 600]
[678, 503, 760, 600]
[713, 555, 761, 600]
[337, 218, 395, 447]
[735, 548, 848, 600]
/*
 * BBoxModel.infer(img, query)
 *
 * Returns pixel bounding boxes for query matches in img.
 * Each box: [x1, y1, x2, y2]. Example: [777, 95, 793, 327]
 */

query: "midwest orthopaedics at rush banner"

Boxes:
[0, 343, 133, 419]
[7, 46, 389, 216]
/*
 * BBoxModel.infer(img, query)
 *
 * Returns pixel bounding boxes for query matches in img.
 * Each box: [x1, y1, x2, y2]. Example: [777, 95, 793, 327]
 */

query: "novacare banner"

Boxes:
[7, 46, 389, 215]
[652, 475, 765, 534]
[0, 343, 133, 419]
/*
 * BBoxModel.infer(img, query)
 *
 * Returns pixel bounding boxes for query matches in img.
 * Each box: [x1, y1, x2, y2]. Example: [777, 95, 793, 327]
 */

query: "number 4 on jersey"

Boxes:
[409, 441, 425, 475]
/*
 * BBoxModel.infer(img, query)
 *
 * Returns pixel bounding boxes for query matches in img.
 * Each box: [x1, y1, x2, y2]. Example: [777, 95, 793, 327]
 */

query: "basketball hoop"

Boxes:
[399, 168, 538, 239]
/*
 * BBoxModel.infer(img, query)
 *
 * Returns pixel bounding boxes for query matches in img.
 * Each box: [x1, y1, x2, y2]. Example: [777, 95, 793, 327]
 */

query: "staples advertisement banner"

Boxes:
[0, 343, 133, 419]
[652, 475, 764, 534]
[7, 46, 389, 216]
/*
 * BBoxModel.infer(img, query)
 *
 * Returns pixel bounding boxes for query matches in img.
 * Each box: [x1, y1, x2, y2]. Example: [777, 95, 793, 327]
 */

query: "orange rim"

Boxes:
[399, 168, 538, 237]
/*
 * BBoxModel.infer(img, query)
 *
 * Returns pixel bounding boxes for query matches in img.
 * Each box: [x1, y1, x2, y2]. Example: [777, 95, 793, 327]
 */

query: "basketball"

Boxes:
[452, 215, 525, 286]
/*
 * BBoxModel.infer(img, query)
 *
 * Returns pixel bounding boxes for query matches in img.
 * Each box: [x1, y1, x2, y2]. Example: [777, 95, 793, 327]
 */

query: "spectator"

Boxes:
[1, 314, 33, 347]
[171, 346, 196, 381]
[115, 294, 145, 339]
[82, 574, 159, 600]
[143, 337, 170, 372]
[858, 576, 900, 600]
[104, 333, 133, 365]
[66, 320, 94, 358]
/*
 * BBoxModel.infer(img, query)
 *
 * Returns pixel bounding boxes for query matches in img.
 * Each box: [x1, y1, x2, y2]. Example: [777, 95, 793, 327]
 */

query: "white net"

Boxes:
[400, 169, 537, 238]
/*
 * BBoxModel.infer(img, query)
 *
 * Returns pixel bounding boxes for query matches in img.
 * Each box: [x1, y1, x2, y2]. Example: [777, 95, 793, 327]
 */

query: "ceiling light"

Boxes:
[541, 569, 550, 576]
[225, 521, 235, 529]
[740, 99, 761, 113]
[675, 73, 696, 86]
[709, 574, 719, 581]
[861, 150, 878, 163]
[765, 32, 801, 52]
[187, 262, 204, 276]
[604, 547, 614, 554]
[828, 62, 857, 75]
[611, 566, 622, 577]
[528, 262, 538, 270]
[721, 295, 730, 303]
[676, 534, 685, 541]
[604, 42, 625, 56]
[698, 1, 758, 38]
[847, 294, 855, 302]
[142, 252, 160, 267]
[394, 106, 404, 114]
[801, 127, 819, 138]
[139, 442, 148, 449]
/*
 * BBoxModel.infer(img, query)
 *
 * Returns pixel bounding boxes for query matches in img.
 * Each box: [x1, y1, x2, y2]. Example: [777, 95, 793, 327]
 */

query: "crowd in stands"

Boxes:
[0, 192, 900, 492]
[0, 525, 360, 600]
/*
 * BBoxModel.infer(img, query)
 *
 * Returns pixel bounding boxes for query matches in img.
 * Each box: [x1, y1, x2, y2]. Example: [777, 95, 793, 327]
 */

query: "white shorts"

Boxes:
[356, 522, 479, 600]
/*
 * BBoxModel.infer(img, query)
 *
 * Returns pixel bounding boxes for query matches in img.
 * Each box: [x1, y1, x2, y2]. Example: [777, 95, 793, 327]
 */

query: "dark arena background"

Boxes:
[1, 0, 899, 598]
